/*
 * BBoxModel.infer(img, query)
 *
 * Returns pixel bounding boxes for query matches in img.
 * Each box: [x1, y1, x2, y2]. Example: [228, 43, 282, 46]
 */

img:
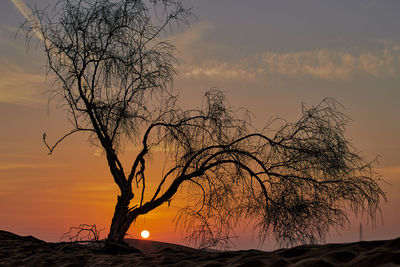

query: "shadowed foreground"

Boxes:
[0, 230, 399, 266]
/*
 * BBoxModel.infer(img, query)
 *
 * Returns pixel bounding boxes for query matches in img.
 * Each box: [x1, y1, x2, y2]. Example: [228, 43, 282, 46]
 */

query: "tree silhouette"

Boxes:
[22, 0, 385, 249]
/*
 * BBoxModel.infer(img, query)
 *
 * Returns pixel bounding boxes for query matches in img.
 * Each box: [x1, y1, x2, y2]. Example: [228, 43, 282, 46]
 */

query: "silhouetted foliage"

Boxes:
[22, 0, 385, 249]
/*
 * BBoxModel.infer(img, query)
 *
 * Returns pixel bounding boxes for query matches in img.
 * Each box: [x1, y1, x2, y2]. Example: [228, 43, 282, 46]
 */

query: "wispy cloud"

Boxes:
[170, 21, 215, 51]
[11, 0, 31, 20]
[168, 7, 400, 85]
[0, 5, 46, 106]
[177, 38, 400, 83]
[0, 62, 45, 105]
[10, 0, 44, 41]
[182, 60, 259, 82]
[0, 162, 63, 171]
[260, 48, 400, 79]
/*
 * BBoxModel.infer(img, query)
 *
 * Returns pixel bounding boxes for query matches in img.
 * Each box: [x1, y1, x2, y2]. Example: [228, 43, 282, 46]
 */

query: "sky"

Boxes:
[0, 0, 399, 250]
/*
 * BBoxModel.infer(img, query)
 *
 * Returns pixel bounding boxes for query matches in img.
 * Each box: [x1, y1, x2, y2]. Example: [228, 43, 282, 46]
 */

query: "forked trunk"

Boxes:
[106, 194, 135, 246]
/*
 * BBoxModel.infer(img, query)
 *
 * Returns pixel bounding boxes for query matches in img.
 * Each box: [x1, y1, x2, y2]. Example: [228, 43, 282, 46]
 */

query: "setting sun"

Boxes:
[141, 230, 150, 239]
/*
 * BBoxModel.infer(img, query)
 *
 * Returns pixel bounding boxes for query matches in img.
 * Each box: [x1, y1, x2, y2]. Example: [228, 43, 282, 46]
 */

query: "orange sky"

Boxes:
[1, 0, 400, 250]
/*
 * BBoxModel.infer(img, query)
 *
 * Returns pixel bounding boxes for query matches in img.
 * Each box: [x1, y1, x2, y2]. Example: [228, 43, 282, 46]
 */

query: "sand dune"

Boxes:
[0, 230, 399, 266]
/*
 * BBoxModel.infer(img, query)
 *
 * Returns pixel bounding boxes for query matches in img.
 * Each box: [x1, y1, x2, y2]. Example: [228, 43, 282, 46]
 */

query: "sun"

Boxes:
[140, 230, 150, 239]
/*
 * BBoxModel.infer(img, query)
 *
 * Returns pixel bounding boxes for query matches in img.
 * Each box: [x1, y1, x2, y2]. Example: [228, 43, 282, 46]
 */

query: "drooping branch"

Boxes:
[42, 129, 93, 155]
[136, 96, 386, 248]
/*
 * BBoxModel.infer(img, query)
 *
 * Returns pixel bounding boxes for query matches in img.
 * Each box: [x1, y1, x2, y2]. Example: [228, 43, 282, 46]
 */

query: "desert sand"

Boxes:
[0, 230, 399, 266]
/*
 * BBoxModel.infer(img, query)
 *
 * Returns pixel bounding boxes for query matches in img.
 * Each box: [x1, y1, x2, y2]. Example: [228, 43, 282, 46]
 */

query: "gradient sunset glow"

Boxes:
[0, 0, 399, 251]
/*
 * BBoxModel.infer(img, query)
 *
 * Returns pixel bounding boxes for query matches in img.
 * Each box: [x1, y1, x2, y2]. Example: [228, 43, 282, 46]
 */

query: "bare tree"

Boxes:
[22, 0, 385, 250]
[60, 224, 104, 246]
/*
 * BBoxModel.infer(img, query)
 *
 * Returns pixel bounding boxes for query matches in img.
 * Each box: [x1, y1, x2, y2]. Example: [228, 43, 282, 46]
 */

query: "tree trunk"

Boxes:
[106, 193, 134, 245]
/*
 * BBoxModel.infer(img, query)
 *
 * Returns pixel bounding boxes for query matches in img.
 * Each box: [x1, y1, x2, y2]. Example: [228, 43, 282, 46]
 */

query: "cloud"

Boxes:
[173, 22, 400, 83]
[11, 0, 31, 20]
[181, 60, 258, 82]
[261, 48, 400, 79]
[10, 0, 44, 41]
[0, 62, 45, 105]
[0, 162, 63, 171]
[170, 21, 215, 50]
[0, 21, 46, 106]
[178, 46, 400, 83]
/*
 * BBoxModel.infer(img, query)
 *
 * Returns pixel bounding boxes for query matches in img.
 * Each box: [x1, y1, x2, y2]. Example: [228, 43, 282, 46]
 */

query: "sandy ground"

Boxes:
[0, 230, 399, 266]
